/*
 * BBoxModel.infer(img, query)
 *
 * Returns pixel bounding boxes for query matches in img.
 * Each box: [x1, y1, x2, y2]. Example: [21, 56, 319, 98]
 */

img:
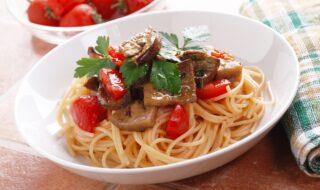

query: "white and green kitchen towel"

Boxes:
[240, 0, 320, 177]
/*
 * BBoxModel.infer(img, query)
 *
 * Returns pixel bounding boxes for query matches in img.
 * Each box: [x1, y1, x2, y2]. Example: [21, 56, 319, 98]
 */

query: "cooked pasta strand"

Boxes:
[57, 67, 271, 168]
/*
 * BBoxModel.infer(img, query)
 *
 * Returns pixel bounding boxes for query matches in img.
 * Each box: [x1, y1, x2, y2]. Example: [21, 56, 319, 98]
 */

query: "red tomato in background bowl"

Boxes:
[124, 0, 153, 14]
[27, 0, 59, 26]
[48, 0, 86, 17]
[26, 0, 154, 27]
[59, 4, 102, 27]
[91, 0, 118, 20]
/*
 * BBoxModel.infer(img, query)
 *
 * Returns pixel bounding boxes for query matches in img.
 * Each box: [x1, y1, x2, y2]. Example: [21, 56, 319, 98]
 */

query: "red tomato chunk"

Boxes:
[196, 79, 231, 100]
[70, 95, 107, 133]
[100, 68, 126, 100]
[166, 105, 189, 139]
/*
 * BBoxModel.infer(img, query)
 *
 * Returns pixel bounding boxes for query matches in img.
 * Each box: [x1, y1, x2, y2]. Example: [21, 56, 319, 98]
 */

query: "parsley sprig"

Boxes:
[120, 58, 149, 88]
[74, 36, 115, 78]
[159, 25, 210, 61]
[151, 60, 181, 94]
[120, 59, 181, 94]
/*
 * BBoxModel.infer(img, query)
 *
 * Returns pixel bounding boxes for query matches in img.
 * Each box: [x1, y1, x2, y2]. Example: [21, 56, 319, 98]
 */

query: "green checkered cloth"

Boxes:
[240, 0, 320, 177]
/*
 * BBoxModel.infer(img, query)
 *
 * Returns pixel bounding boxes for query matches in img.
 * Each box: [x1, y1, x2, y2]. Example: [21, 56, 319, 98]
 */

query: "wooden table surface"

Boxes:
[1, 0, 319, 189]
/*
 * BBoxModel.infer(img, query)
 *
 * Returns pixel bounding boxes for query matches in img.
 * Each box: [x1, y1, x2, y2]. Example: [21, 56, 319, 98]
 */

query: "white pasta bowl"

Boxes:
[6, 0, 164, 44]
[15, 10, 299, 184]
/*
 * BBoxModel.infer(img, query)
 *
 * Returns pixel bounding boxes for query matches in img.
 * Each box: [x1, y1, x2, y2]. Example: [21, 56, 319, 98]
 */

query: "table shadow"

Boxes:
[31, 36, 56, 56]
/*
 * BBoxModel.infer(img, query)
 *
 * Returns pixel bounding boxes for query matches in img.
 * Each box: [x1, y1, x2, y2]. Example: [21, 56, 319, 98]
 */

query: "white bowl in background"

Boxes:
[6, 0, 164, 44]
[14, 10, 299, 184]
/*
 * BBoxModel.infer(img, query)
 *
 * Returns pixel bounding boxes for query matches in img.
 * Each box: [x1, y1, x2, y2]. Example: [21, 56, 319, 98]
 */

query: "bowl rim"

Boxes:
[5, 0, 163, 32]
[14, 10, 300, 174]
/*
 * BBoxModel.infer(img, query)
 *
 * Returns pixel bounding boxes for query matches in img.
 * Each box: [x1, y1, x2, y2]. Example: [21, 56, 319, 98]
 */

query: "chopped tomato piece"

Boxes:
[70, 95, 107, 133]
[108, 46, 126, 67]
[166, 105, 189, 139]
[100, 68, 126, 100]
[196, 79, 231, 100]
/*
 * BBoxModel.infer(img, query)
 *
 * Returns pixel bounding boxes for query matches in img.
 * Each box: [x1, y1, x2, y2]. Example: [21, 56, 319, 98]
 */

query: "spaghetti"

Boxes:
[57, 66, 273, 168]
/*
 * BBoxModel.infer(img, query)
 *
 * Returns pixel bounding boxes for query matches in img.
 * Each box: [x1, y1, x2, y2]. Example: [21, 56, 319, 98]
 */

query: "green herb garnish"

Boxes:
[74, 36, 115, 78]
[159, 32, 180, 62]
[120, 58, 149, 88]
[159, 26, 210, 61]
[151, 60, 181, 94]
[95, 36, 109, 56]
[181, 25, 211, 49]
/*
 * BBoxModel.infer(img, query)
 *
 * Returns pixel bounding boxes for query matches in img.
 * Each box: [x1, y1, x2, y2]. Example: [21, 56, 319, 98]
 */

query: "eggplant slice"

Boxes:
[216, 60, 243, 81]
[119, 27, 161, 65]
[84, 77, 99, 91]
[144, 60, 197, 106]
[130, 80, 145, 101]
[110, 101, 158, 131]
[179, 50, 220, 87]
[97, 84, 131, 110]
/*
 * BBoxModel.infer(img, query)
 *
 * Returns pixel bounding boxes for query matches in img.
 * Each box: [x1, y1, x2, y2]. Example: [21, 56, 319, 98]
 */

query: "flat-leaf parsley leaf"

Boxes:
[95, 36, 109, 56]
[120, 58, 149, 88]
[151, 60, 181, 94]
[74, 58, 109, 78]
[159, 32, 180, 62]
[182, 25, 210, 45]
[74, 36, 115, 78]
[159, 26, 210, 61]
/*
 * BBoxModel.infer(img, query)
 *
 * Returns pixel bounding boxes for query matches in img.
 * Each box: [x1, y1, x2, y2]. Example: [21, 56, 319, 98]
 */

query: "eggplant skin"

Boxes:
[136, 37, 161, 64]
[143, 60, 197, 106]
[84, 77, 99, 91]
[130, 81, 145, 101]
[110, 101, 158, 132]
[87, 47, 102, 59]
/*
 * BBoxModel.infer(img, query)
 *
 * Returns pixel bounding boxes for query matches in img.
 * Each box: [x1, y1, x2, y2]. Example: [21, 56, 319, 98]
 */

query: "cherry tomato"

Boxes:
[166, 105, 189, 139]
[59, 4, 101, 27]
[91, 0, 117, 20]
[70, 95, 107, 133]
[122, 0, 153, 15]
[48, 0, 86, 17]
[108, 46, 126, 67]
[100, 68, 126, 100]
[196, 79, 231, 100]
[27, 0, 59, 26]
[211, 49, 235, 61]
